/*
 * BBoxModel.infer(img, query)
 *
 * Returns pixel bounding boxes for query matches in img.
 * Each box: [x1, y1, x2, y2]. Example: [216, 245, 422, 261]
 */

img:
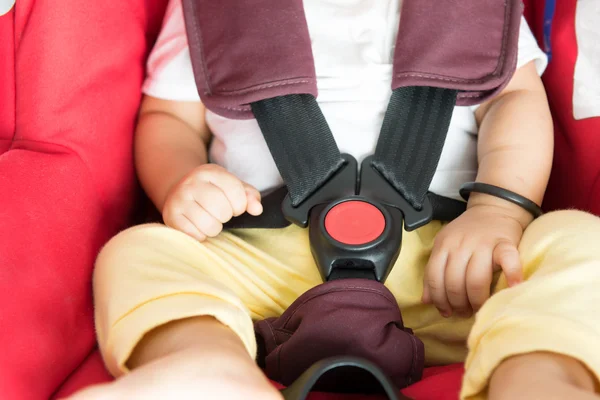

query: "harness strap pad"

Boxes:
[181, 0, 316, 119]
[182, 0, 523, 119]
[392, 0, 523, 104]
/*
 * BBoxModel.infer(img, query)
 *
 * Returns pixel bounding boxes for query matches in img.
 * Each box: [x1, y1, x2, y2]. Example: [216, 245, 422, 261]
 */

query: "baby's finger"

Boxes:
[243, 184, 263, 216]
[424, 249, 451, 317]
[422, 248, 443, 303]
[172, 199, 223, 238]
[246, 195, 263, 216]
[466, 249, 493, 312]
[191, 182, 234, 223]
[198, 167, 247, 216]
[186, 205, 223, 238]
[167, 213, 207, 242]
[493, 241, 523, 287]
[444, 250, 472, 317]
[243, 182, 262, 203]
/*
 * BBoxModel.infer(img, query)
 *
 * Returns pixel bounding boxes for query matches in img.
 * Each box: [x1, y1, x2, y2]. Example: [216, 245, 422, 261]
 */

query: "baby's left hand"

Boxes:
[422, 204, 525, 318]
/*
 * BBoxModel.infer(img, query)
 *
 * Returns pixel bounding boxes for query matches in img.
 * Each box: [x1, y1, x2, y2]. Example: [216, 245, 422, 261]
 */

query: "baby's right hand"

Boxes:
[162, 164, 263, 241]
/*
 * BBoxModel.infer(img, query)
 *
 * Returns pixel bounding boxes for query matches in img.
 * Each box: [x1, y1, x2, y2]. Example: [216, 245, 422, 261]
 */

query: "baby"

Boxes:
[68, 0, 600, 399]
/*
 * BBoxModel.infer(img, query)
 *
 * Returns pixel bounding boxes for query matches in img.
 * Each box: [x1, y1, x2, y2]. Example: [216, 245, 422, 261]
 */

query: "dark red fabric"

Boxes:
[181, 0, 317, 119]
[182, 0, 522, 119]
[392, 0, 522, 105]
[0, 1, 167, 399]
[255, 279, 424, 392]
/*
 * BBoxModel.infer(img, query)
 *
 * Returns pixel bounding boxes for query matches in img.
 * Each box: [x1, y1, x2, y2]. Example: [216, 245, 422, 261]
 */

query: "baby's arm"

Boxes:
[135, 95, 262, 240]
[135, 95, 211, 212]
[422, 61, 553, 317]
[472, 60, 553, 228]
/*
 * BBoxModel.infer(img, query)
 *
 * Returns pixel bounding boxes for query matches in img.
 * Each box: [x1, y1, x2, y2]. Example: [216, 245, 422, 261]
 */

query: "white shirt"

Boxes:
[573, 0, 600, 120]
[143, 0, 548, 200]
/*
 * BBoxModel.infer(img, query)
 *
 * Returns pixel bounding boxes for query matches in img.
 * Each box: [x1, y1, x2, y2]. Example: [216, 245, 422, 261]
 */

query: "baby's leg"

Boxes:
[69, 316, 280, 400]
[488, 351, 598, 400]
[461, 211, 600, 400]
[66, 224, 321, 399]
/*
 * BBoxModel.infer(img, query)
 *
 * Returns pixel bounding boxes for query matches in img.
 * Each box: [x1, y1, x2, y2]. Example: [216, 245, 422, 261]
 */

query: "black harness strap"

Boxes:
[225, 86, 465, 230]
[250, 95, 345, 208]
[372, 86, 457, 211]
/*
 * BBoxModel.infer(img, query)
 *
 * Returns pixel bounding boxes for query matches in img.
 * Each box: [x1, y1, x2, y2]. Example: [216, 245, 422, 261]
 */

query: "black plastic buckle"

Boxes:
[308, 197, 403, 283]
[359, 156, 433, 231]
[282, 154, 358, 228]
[281, 154, 433, 283]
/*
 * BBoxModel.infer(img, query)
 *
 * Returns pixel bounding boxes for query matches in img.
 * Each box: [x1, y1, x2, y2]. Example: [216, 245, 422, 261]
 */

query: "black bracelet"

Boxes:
[459, 182, 543, 218]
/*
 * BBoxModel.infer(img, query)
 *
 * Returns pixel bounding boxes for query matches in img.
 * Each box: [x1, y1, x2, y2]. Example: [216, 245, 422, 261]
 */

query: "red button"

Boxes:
[324, 201, 385, 245]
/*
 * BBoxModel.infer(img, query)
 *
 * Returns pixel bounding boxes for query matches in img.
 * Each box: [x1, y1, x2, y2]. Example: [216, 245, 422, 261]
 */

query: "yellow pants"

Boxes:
[94, 210, 600, 399]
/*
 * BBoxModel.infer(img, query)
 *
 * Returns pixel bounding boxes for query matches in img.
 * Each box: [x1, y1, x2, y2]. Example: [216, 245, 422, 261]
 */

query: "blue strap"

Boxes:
[543, 0, 556, 62]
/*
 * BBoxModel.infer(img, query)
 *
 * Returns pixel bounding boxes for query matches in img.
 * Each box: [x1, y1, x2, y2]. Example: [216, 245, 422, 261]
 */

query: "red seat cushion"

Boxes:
[524, 0, 600, 215]
[52, 352, 113, 400]
[0, 0, 167, 398]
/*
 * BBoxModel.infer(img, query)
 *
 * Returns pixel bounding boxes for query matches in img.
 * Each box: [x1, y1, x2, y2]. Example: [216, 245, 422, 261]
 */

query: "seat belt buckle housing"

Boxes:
[282, 154, 358, 228]
[282, 154, 433, 283]
[309, 197, 403, 283]
[359, 156, 433, 231]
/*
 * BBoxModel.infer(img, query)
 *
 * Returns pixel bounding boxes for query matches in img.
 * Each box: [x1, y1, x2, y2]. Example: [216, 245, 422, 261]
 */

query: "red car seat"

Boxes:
[0, 1, 167, 398]
[523, 0, 600, 216]
[1, 0, 597, 399]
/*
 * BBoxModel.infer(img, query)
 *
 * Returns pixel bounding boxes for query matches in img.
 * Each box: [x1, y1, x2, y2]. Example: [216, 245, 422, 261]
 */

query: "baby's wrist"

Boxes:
[466, 192, 534, 230]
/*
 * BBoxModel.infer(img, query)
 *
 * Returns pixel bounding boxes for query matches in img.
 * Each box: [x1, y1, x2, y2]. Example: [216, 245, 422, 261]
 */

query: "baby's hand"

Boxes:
[422, 204, 524, 318]
[163, 164, 263, 241]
